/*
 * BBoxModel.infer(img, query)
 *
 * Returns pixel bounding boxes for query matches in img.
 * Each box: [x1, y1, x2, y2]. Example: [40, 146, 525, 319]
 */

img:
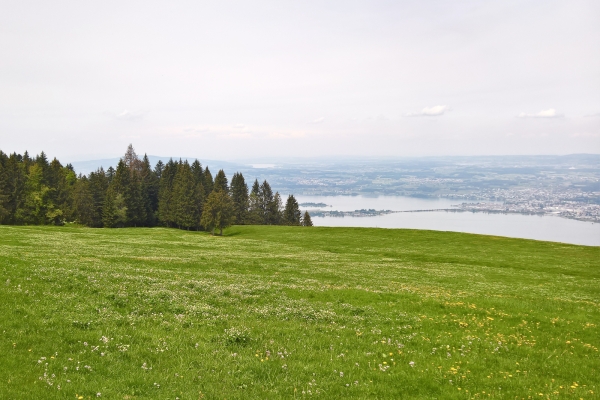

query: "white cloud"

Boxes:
[518, 108, 563, 118]
[405, 105, 450, 117]
[115, 109, 144, 121]
[583, 112, 600, 118]
[311, 117, 325, 123]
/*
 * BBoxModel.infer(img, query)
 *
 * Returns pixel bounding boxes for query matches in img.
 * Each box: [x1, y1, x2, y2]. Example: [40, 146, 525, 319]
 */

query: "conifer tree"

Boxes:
[3, 153, 26, 224]
[126, 171, 147, 226]
[201, 190, 235, 235]
[203, 167, 214, 194]
[269, 192, 283, 225]
[172, 161, 200, 229]
[106, 166, 115, 184]
[141, 154, 159, 226]
[73, 176, 94, 226]
[0, 151, 10, 223]
[283, 194, 301, 225]
[259, 180, 274, 224]
[157, 159, 177, 227]
[88, 168, 108, 227]
[213, 169, 229, 193]
[302, 211, 313, 227]
[102, 187, 127, 228]
[191, 160, 204, 188]
[230, 172, 249, 224]
[17, 163, 56, 225]
[247, 179, 262, 224]
[154, 160, 164, 179]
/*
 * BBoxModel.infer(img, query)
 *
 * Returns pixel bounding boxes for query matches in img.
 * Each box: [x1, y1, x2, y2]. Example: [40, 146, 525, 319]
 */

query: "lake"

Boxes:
[296, 195, 600, 246]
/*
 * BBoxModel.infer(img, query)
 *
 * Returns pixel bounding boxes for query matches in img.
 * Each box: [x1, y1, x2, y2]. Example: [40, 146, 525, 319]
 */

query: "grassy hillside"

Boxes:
[0, 225, 598, 399]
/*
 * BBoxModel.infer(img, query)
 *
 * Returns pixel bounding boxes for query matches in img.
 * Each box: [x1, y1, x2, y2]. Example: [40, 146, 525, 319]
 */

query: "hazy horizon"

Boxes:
[2, 1, 599, 160]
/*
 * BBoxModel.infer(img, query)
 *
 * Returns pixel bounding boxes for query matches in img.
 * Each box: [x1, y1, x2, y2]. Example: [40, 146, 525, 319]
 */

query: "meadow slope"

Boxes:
[0, 225, 598, 399]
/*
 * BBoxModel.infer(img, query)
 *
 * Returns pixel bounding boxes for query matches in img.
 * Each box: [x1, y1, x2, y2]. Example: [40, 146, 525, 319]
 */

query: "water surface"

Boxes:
[296, 195, 600, 246]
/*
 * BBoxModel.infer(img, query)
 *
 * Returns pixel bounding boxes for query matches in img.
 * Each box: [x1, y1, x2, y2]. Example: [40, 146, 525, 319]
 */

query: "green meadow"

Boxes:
[0, 225, 598, 399]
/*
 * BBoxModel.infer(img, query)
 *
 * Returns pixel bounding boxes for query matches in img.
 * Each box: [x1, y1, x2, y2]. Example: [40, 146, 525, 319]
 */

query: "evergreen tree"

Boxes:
[141, 154, 159, 226]
[113, 157, 146, 226]
[230, 172, 249, 224]
[106, 166, 115, 183]
[88, 168, 108, 227]
[172, 161, 200, 229]
[72, 176, 95, 226]
[269, 192, 283, 225]
[213, 169, 229, 193]
[154, 160, 164, 180]
[283, 194, 301, 225]
[126, 170, 146, 226]
[259, 180, 273, 224]
[190, 160, 206, 222]
[203, 167, 214, 194]
[102, 187, 127, 228]
[247, 179, 262, 225]
[302, 211, 313, 227]
[201, 190, 235, 236]
[157, 159, 177, 227]
[17, 163, 59, 225]
[191, 160, 204, 188]
[3, 153, 27, 224]
[0, 151, 10, 223]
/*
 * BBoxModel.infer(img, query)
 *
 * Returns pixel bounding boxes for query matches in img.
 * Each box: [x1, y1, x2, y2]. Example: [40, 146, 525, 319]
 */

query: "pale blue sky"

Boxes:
[1, 0, 599, 161]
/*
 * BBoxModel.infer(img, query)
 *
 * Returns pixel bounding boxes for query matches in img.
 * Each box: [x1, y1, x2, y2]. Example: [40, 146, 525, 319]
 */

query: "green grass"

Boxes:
[0, 225, 598, 399]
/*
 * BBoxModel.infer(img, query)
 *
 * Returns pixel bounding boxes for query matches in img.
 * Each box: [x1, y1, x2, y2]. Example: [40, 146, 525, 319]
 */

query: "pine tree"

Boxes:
[0, 151, 10, 223]
[191, 160, 204, 188]
[269, 192, 283, 225]
[158, 159, 177, 227]
[88, 168, 108, 227]
[172, 161, 200, 229]
[141, 154, 159, 226]
[102, 186, 127, 228]
[283, 194, 301, 225]
[126, 171, 147, 226]
[203, 167, 214, 194]
[247, 179, 262, 225]
[201, 190, 235, 235]
[259, 180, 274, 224]
[213, 169, 229, 193]
[4, 153, 27, 224]
[230, 172, 249, 224]
[73, 176, 94, 226]
[302, 211, 313, 227]
[106, 166, 115, 184]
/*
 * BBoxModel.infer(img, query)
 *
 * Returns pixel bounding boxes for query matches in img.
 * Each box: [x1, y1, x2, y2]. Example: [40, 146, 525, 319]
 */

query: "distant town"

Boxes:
[253, 155, 600, 223]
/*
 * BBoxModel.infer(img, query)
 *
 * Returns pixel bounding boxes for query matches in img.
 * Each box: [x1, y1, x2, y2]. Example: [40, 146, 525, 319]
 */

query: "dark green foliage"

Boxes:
[172, 161, 201, 229]
[201, 189, 235, 235]
[203, 167, 214, 194]
[102, 187, 127, 227]
[158, 159, 177, 227]
[72, 176, 95, 226]
[0, 146, 296, 230]
[302, 211, 313, 226]
[283, 194, 301, 225]
[230, 172, 249, 224]
[213, 169, 229, 193]
[88, 168, 108, 227]
[141, 154, 159, 226]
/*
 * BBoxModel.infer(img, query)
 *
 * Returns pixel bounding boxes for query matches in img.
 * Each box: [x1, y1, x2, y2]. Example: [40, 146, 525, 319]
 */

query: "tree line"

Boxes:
[0, 145, 313, 233]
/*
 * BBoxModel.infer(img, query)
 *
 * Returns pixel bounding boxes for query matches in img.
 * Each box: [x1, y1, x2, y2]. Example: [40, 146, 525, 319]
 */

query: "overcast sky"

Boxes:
[1, 0, 599, 161]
